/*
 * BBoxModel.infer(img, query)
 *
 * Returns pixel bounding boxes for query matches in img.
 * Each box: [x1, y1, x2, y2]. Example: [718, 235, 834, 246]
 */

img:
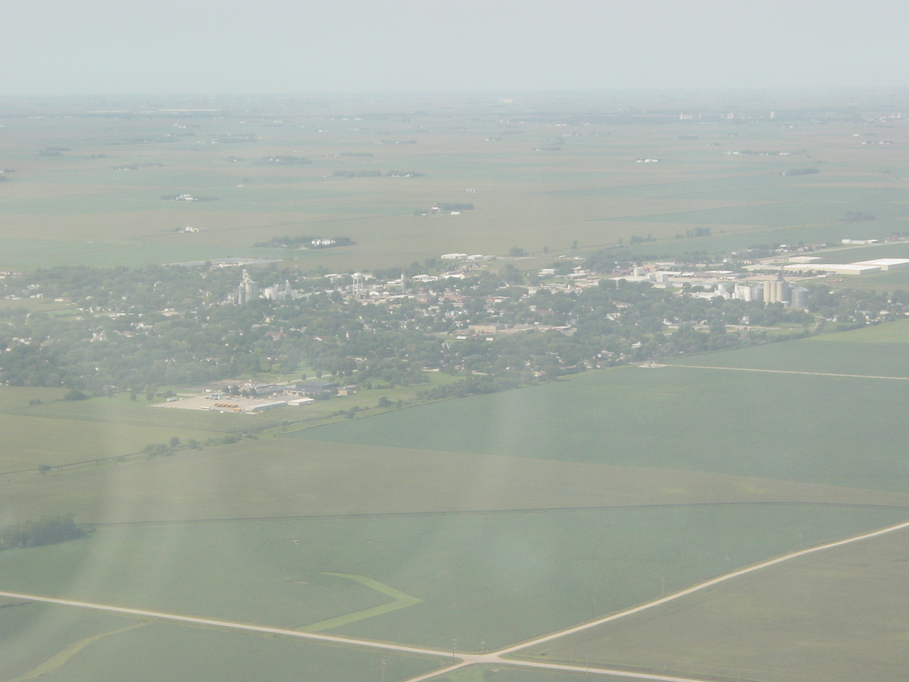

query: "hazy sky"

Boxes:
[3, 0, 907, 95]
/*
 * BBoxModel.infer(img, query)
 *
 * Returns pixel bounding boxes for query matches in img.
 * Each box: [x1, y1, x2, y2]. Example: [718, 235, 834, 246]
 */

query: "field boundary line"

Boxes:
[669, 364, 909, 381]
[83, 500, 909, 527]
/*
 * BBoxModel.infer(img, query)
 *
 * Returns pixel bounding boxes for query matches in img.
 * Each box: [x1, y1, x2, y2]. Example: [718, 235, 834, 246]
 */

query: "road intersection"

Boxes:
[4, 517, 909, 682]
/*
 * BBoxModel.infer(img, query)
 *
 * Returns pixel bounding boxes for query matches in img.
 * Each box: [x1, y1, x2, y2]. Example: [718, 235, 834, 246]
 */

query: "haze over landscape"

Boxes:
[3, 0, 909, 94]
[1, 2, 909, 682]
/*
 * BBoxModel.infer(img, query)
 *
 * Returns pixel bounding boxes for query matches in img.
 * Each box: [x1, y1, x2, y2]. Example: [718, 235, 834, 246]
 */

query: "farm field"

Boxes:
[0, 370, 461, 477]
[0, 320, 907, 678]
[0, 508, 904, 655]
[670, 319, 909, 375]
[2, 95, 908, 273]
[519, 525, 909, 682]
[295, 325, 909, 492]
[0, 412, 222, 473]
[0, 603, 442, 682]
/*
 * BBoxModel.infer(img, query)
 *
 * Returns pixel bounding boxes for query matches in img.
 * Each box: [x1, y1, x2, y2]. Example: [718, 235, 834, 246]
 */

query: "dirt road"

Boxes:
[4, 517, 909, 682]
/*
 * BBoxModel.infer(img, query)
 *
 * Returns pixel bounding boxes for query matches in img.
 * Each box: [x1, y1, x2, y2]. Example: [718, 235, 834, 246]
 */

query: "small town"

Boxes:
[2, 236, 907, 404]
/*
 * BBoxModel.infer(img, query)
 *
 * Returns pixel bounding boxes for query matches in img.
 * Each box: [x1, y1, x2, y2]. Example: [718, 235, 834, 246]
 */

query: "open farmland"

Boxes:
[0, 319, 907, 679]
[296, 323, 909, 492]
[0, 508, 904, 655]
[520, 525, 909, 682]
[2, 94, 908, 272]
[3, 93, 909, 682]
[0, 603, 443, 682]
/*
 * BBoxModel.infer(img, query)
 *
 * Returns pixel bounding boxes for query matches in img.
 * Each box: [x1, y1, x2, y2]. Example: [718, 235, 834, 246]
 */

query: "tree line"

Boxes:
[0, 514, 85, 550]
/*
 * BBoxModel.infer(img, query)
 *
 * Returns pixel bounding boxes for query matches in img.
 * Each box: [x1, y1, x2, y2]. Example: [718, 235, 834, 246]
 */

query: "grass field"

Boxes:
[669, 316, 909, 374]
[520, 525, 909, 682]
[0, 410, 224, 474]
[9, 431, 909, 526]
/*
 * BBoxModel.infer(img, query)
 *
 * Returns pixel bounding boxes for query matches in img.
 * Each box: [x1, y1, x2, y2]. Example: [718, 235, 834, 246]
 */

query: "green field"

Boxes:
[0, 604, 443, 682]
[295, 344, 909, 492]
[0, 507, 904, 655]
[520, 526, 909, 682]
[0, 372, 461, 476]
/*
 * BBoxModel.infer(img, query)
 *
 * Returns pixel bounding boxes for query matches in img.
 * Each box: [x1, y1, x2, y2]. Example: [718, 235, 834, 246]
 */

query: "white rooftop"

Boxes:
[853, 258, 909, 270]
[784, 263, 881, 275]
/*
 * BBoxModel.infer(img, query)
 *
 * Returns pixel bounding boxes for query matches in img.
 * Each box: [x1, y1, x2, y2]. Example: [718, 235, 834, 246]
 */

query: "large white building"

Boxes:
[853, 258, 909, 271]
[783, 263, 881, 276]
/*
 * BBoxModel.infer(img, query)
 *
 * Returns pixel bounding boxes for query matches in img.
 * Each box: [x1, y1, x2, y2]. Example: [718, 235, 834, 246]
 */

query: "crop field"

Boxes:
[0, 390, 238, 475]
[296, 340, 909, 492]
[0, 413, 222, 473]
[2, 96, 908, 273]
[520, 525, 909, 682]
[669, 317, 909, 375]
[0, 603, 442, 682]
[0, 508, 904, 655]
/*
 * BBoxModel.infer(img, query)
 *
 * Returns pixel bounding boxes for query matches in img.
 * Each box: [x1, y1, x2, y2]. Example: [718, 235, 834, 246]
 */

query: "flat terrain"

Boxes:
[0, 603, 442, 682]
[521, 525, 909, 682]
[0, 319, 908, 679]
[3, 96, 909, 681]
[0, 508, 904, 654]
[297, 323, 909, 492]
[0, 372, 459, 477]
[2, 96, 908, 273]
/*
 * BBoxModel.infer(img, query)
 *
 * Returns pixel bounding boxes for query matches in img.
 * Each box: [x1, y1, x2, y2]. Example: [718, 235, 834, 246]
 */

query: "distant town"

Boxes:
[1, 235, 906, 404]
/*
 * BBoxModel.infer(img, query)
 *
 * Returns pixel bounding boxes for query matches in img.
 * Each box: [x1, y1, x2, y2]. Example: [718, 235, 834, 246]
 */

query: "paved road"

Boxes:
[4, 517, 909, 682]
